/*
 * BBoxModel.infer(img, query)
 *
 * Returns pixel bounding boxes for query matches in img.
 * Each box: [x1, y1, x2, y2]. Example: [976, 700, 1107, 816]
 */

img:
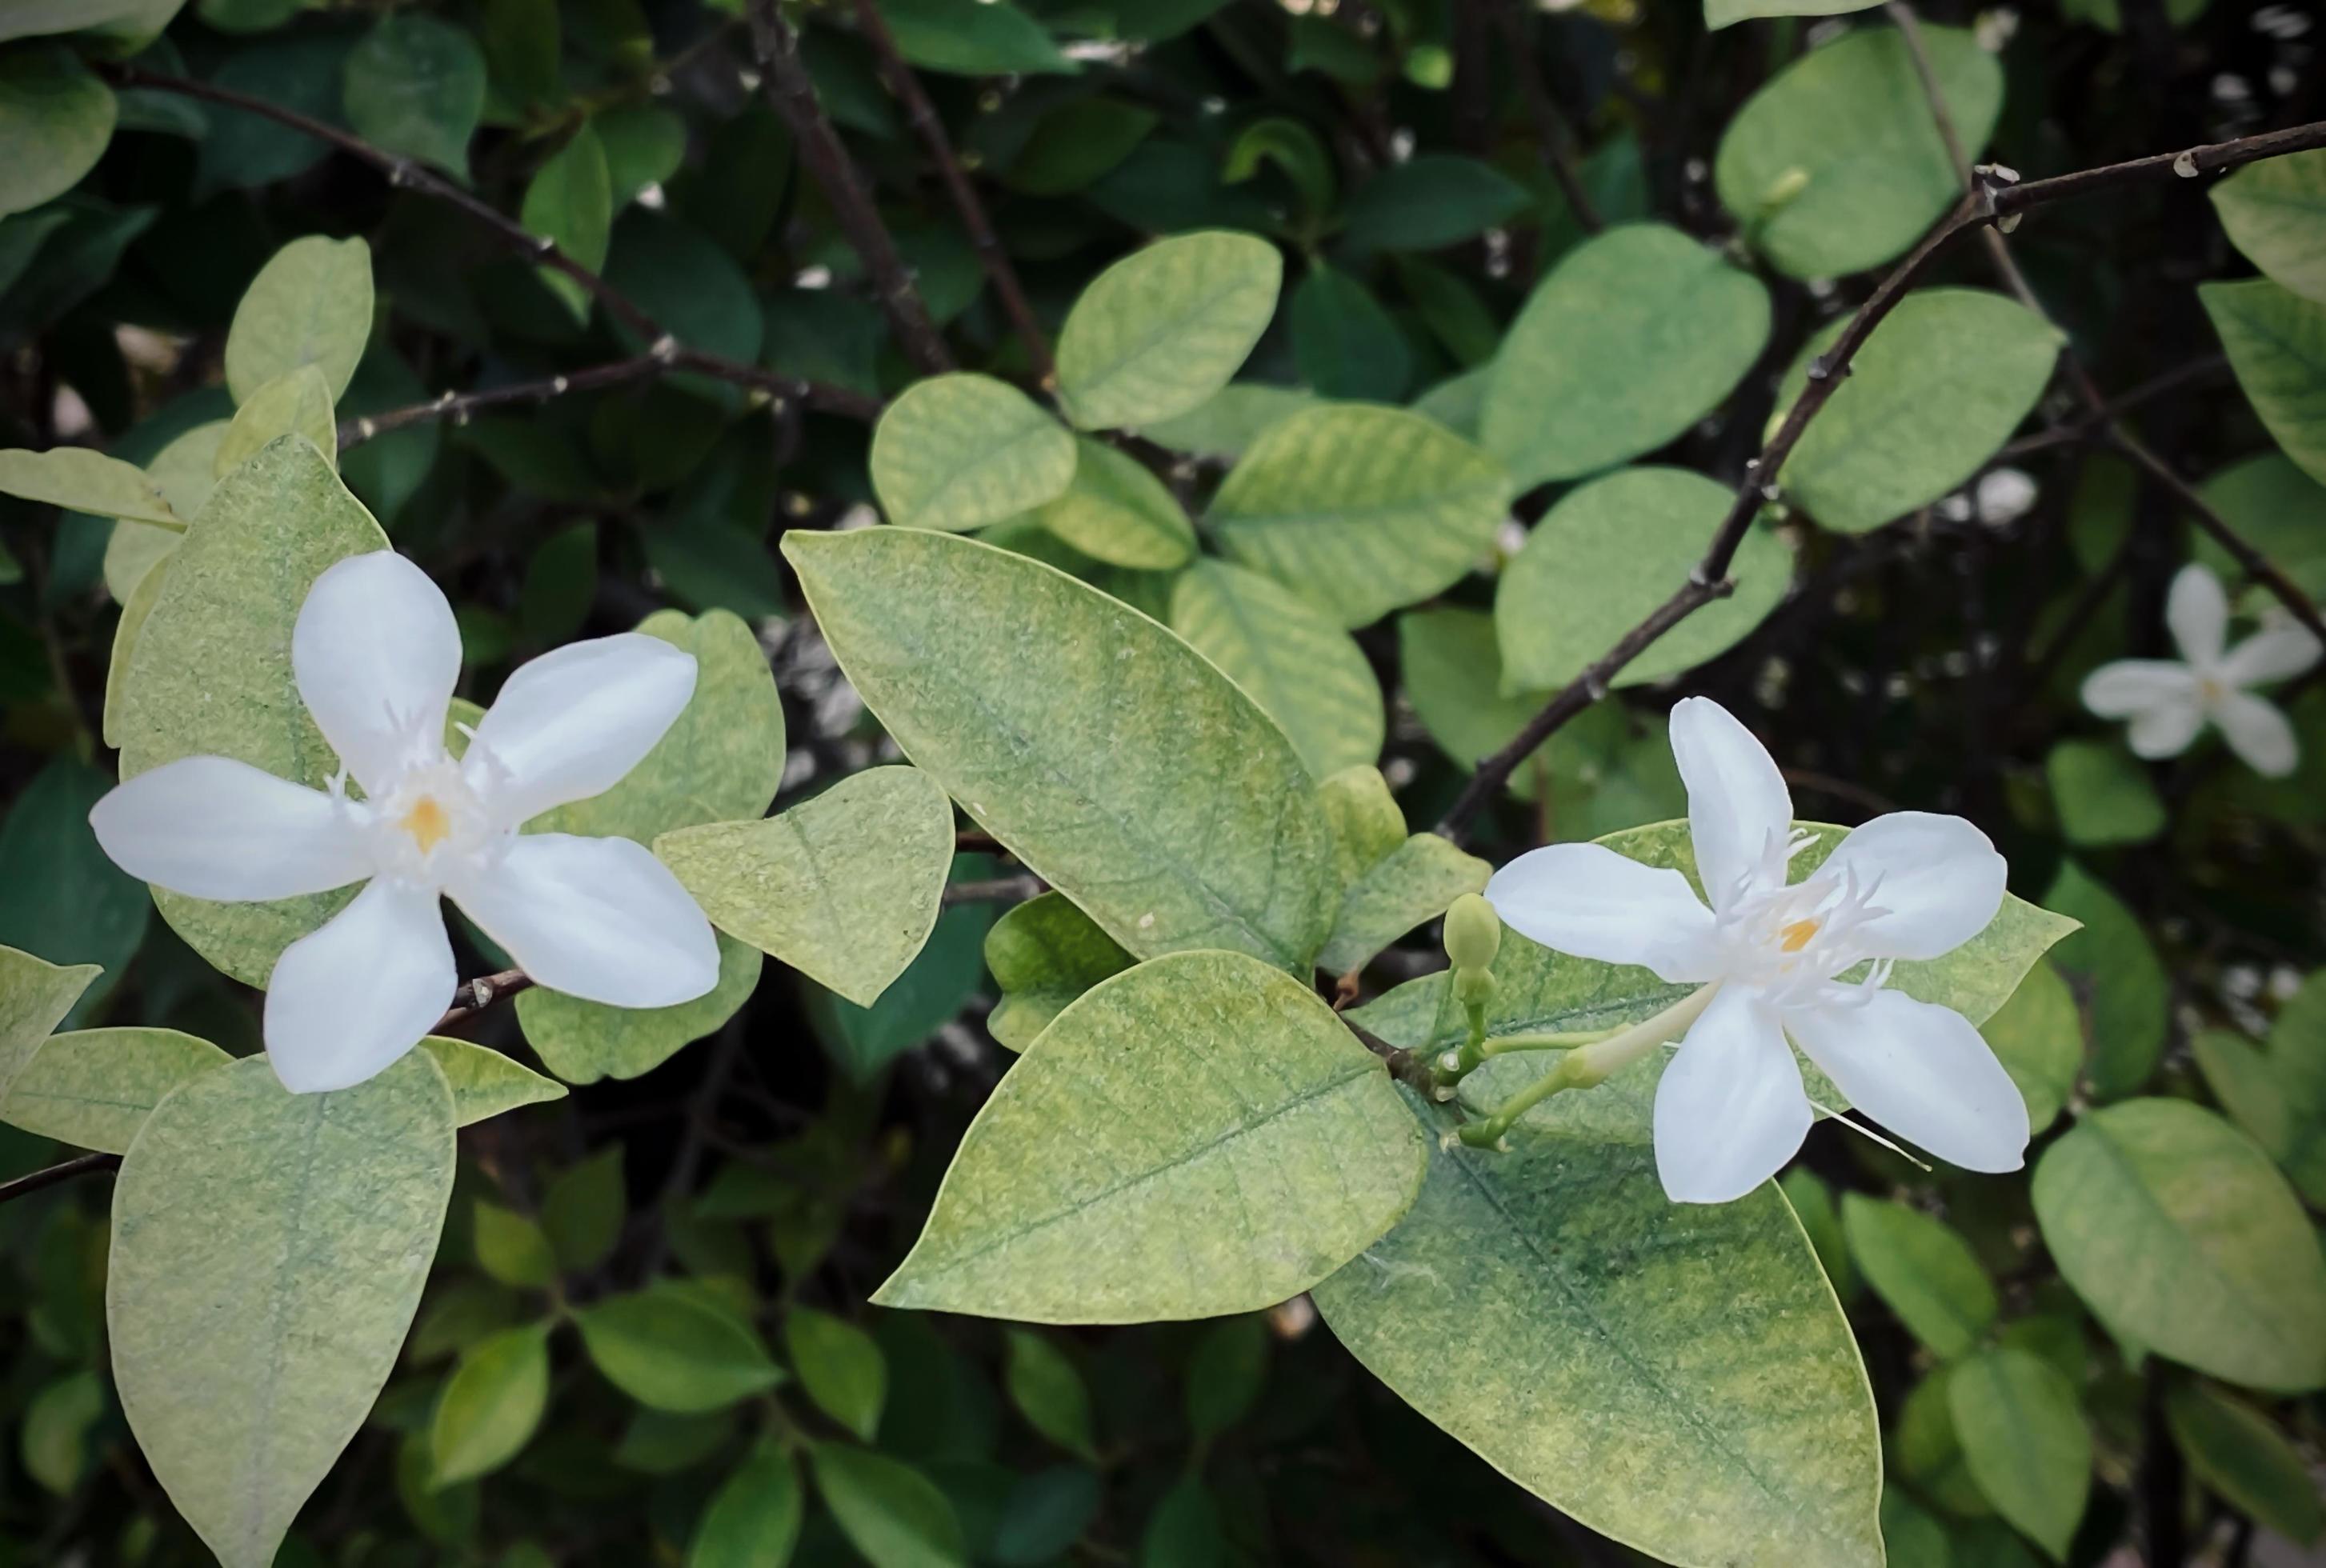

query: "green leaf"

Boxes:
[2164, 1382, 2324, 1545]
[1004, 1330, 1099, 1462]
[2041, 861, 2164, 1100]
[109, 1053, 455, 1568]
[2045, 738, 2164, 846]
[1288, 263, 1410, 402]
[2, 1026, 228, 1154]
[1003, 97, 1158, 196]
[0, 48, 114, 220]
[1776, 290, 2063, 533]
[1783, 1168, 1859, 1300]
[473, 1200, 557, 1289]
[2210, 146, 2326, 305]
[216, 364, 338, 475]
[598, 103, 690, 210]
[1496, 467, 1792, 690]
[577, 1282, 783, 1413]
[1895, 1366, 1990, 1517]
[785, 1307, 887, 1442]
[871, 374, 1077, 532]
[482, 0, 560, 108]
[21, 1370, 102, 1496]
[1169, 557, 1383, 779]
[0, 758, 149, 1009]
[784, 528, 1335, 974]
[1947, 1349, 2091, 1558]
[983, 892, 1133, 1053]
[2204, 278, 2326, 486]
[1031, 438, 1196, 570]
[2192, 451, 2326, 598]
[874, 950, 1426, 1321]
[1318, 833, 1488, 977]
[1715, 26, 2002, 280]
[1186, 1316, 1267, 1442]
[1339, 156, 1532, 251]
[1979, 963, 2079, 1134]
[522, 123, 612, 322]
[1841, 1194, 1998, 1360]
[1206, 403, 1512, 630]
[1707, 0, 1880, 27]
[1481, 223, 1771, 490]
[115, 438, 388, 983]
[0, 0, 185, 46]
[659, 766, 953, 1009]
[808, 884, 992, 1081]
[417, 1037, 566, 1126]
[430, 1322, 551, 1486]
[516, 933, 763, 1085]
[811, 1444, 969, 1568]
[2199, 970, 2326, 1203]
[0, 446, 182, 528]
[1141, 382, 1316, 458]
[0, 944, 100, 1105]
[2032, 1098, 2326, 1392]
[224, 236, 374, 406]
[691, 1441, 806, 1568]
[542, 1146, 625, 1273]
[104, 545, 173, 746]
[344, 15, 486, 178]
[879, 0, 1075, 77]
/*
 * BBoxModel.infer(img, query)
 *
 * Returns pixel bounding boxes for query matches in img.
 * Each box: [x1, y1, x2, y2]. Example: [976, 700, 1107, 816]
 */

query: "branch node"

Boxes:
[356, 417, 378, 441]
[435, 391, 457, 407]
[552, 374, 570, 394]
[650, 334, 682, 363]
[2172, 150, 2200, 178]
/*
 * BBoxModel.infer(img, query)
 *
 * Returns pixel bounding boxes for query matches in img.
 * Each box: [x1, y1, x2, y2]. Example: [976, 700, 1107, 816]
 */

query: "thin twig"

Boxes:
[943, 873, 1047, 906]
[1490, 0, 1602, 234]
[2108, 430, 2326, 649]
[1991, 355, 2227, 462]
[0, 1150, 119, 1205]
[746, 0, 954, 377]
[851, 0, 1056, 385]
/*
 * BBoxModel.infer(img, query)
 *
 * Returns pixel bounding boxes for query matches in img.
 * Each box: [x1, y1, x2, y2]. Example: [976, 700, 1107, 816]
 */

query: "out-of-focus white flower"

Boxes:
[92, 552, 719, 1094]
[2081, 562, 2320, 778]
[1486, 697, 2027, 1204]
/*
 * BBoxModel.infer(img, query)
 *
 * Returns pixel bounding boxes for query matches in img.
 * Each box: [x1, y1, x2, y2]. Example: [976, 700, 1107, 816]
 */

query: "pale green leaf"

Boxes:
[2042, 861, 2164, 1099]
[522, 123, 611, 322]
[1715, 26, 2002, 280]
[982, 892, 1133, 1053]
[1948, 1349, 2091, 1559]
[430, 1322, 550, 1486]
[1031, 437, 1196, 569]
[1496, 466, 1792, 690]
[1003, 1330, 1099, 1462]
[874, 950, 1427, 1322]
[116, 437, 389, 984]
[0, 944, 100, 1105]
[0, 49, 115, 220]
[1778, 290, 2063, 533]
[2193, 974, 2326, 1204]
[871, 373, 1076, 532]
[783, 528, 1335, 974]
[1317, 833, 1487, 976]
[880, 0, 1075, 78]
[1784, 1167, 1859, 1300]
[1841, 1194, 1997, 1360]
[1170, 558, 1383, 778]
[2204, 277, 2326, 486]
[1141, 382, 1316, 459]
[516, 933, 763, 1085]
[473, 1200, 556, 1289]
[1055, 230, 1281, 430]
[1317, 765, 1407, 889]
[1481, 223, 1770, 489]
[2, 1026, 228, 1155]
[1206, 403, 1511, 629]
[2211, 146, 2326, 305]
[0, 446, 181, 528]
[542, 1146, 625, 1273]
[784, 1308, 886, 1442]
[417, 1036, 566, 1126]
[224, 236, 373, 404]
[1707, 0, 1880, 27]
[659, 766, 953, 1008]
[2045, 738, 2164, 846]
[690, 1442, 806, 1568]
[2164, 1382, 2324, 1545]
[1979, 962, 2079, 1134]
[2032, 1098, 2326, 1392]
[1895, 1367, 1991, 1518]
[344, 15, 486, 178]
[216, 365, 338, 476]
[578, 1282, 782, 1412]
[109, 1052, 455, 1568]
[103, 421, 226, 604]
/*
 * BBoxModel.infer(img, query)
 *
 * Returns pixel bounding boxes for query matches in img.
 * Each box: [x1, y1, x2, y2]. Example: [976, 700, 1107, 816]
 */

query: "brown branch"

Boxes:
[851, 0, 1057, 385]
[1344, 1018, 1439, 1097]
[0, 1150, 119, 1205]
[746, 0, 955, 378]
[1434, 116, 2326, 842]
[1489, 0, 1602, 234]
[2107, 431, 2326, 650]
[943, 872, 1048, 906]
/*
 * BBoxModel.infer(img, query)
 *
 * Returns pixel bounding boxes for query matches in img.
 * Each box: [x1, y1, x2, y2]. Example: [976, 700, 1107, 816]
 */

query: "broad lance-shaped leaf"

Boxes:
[657, 766, 955, 1009]
[1840, 1194, 1997, 1361]
[0, 446, 182, 529]
[2164, 1382, 2325, 1546]
[1206, 404, 1511, 630]
[1707, 0, 1880, 27]
[1054, 230, 1282, 431]
[983, 892, 1132, 1052]
[1315, 960, 1882, 1568]
[2043, 860, 2164, 1099]
[875, 950, 1427, 1322]
[109, 1053, 456, 1568]
[2204, 278, 2326, 487]
[429, 1322, 551, 1486]
[575, 1280, 783, 1414]
[783, 528, 1335, 975]
[1033, 437, 1197, 570]
[2210, 147, 2326, 306]
[114, 436, 389, 985]
[2032, 1098, 2326, 1393]
[871, 373, 1077, 532]
[1310, 768, 1487, 976]
[417, 1037, 566, 1126]
[223, 234, 374, 405]
[1, 1027, 229, 1155]
[0, 944, 102, 1104]
[1947, 1348, 2092, 1559]
[1169, 558, 1383, 780]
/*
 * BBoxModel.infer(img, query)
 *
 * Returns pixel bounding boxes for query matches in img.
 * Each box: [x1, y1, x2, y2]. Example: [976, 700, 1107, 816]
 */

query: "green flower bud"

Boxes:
[1443, 894, 1502, 974]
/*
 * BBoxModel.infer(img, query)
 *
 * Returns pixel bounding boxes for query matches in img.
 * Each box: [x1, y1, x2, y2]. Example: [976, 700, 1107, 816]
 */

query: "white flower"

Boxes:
[1484, 697, 2028, 1205]
[2080, 562, 2320, 778]
[90, 551, 721, 1094]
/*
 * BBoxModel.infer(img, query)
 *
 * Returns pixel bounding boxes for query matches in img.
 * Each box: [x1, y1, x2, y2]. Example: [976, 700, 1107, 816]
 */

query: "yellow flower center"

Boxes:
[1779, 917, 1821, 954]
[399, 795, 452, 854]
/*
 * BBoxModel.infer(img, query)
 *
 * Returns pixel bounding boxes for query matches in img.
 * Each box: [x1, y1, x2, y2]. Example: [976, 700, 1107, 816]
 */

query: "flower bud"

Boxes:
[1443, 894, 1502, 974]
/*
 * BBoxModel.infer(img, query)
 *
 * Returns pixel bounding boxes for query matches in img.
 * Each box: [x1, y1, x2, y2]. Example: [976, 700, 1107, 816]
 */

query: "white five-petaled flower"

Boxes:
[1485, 697, 2028, 1205]
[2080, 562, 2320, 778]
[90, 551, 722, 1095]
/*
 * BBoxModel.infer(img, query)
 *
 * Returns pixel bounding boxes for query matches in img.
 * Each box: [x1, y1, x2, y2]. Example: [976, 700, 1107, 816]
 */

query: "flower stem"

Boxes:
[1455, 984, 1720, 1150]
[1477, 1026, 1625, 1058]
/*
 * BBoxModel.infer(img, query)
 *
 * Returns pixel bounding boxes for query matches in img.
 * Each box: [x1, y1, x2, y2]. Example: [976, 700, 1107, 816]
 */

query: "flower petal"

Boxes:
[2125, 692, 2206, 759]
[265, 877, 452, 1094]
[1816, 811, 2007, 961]
[465, 634, 698, 827]
[445, 833, 719, 1008]
[2213, 689, 2300, 778]
[1786, 988, 2028, 1174]
[2080, 658, 2198, 719]
[2166, 562, 2229, 669]
[2220, 621, 2323, 687]
[1669, 696, 1792, 914]
[292, 551, 462, 795]
[1485, 843, 1719, 983]
[89, 756, 371, 901]
[1651, 986, 1811, 1205]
